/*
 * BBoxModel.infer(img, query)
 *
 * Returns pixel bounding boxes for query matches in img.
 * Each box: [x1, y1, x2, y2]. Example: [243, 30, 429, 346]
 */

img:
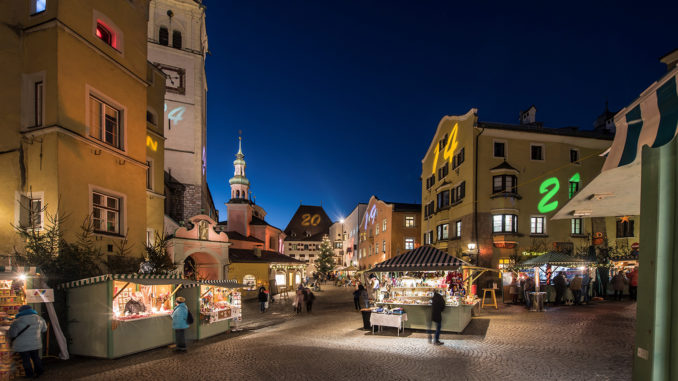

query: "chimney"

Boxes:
[254, 247, 262, 258]
[660, 49, 678, 72]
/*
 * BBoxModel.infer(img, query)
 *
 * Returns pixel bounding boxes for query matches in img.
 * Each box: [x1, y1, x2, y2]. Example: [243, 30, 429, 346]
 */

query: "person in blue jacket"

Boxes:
[10, 305, 47, 378]
[172, 297, 189, 351]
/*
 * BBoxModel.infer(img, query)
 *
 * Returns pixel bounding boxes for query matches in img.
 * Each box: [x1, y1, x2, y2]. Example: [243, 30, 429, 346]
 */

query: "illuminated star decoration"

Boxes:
[620, 216, 631, 223]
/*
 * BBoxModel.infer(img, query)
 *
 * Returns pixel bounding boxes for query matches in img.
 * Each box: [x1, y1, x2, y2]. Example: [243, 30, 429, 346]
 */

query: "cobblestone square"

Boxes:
[46, 285, 634, 380]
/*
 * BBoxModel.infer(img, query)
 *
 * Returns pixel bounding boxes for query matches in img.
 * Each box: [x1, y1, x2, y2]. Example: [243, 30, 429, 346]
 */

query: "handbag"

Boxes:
[10, 324, 30, 344]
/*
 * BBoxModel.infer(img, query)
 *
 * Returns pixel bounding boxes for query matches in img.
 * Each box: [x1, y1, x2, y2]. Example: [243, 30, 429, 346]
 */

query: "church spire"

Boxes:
[229, 137, 250, 201]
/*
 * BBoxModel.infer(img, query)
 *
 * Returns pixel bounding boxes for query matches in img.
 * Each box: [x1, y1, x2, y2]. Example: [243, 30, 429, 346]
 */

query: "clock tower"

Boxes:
[147, 0, 217, 225]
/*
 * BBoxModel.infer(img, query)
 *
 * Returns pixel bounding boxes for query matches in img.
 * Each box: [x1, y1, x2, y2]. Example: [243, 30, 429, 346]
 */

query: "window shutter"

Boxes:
[19, 195, 29, 228]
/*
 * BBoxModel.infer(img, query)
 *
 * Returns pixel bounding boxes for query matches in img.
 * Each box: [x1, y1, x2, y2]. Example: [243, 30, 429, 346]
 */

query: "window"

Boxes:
[438, 163, 449, 180]
[19, 194, 43, 230]
[146, 110, 156, 125]
[616, 218, 635, 238]
[172, 30, 182, 49]
[439, 134, 448, 150]
[531, 144, 544, 161]
[569, 179, 580, 199]
[451, 181, 466, 204]
[493, 141, 505, 158]
[452, 148, 465, 169]
[570, 149, 580, 163]
[571, 218, 583, 235]
[405, 238, 415, 250]
[437, 190, 450, 210]
[375, 243, 378, 254]
[146, 160, 153, 190]
[382, 240, 386, 253]
[437, 224, 449, 240]
[405, 216, 415, 228]
[31, 0, 47, 14]
[159, 27, 169, 45]
[530, 217, 546, 235]
[92, 192, 121, 234]
[498, 258, 511, 271]
[382, 219, 387, 232]
[96, 22, 114, 47]
[492, 214, 518, 233]
[492, 175, 517, 194]
[34, 81, 43, 127]
[89, 95, 123, 149]
[426, 174, 436, 190]
[375, 226, 379, 236]
[424, 231, 433, 244]
[424, 201, 435, 219]
[454, 220, 461, 238]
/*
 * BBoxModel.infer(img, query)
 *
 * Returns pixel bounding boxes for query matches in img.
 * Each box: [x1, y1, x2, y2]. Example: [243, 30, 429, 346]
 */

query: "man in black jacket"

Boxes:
[428, 291, 445, 345]
[553, 272, 567, 305]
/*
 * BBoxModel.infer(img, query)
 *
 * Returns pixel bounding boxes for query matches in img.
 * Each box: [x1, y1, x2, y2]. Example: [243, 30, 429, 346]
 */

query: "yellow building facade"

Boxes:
[0, 0, 165, 260]
[421, 108, 613, 269]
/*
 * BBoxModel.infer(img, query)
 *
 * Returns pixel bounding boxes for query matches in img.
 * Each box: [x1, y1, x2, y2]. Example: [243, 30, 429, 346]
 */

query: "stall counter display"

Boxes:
[200, 286, 242, 324]
[0, 280, 26, 380]
[112, 281, 173, 321]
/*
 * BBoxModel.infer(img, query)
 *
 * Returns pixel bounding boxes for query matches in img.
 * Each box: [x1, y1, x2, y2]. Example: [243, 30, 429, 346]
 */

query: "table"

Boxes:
[481, 288, 498, 309]
[370, 313, 408, 336]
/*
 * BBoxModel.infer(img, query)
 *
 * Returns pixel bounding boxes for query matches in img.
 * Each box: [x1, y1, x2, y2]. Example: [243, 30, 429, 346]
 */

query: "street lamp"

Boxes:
[467, 243, 478, 265]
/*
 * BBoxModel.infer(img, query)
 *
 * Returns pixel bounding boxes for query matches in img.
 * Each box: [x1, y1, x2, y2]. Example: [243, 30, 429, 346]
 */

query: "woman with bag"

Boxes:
[172, 297, 190, 352]
[10, 305, 47, 378]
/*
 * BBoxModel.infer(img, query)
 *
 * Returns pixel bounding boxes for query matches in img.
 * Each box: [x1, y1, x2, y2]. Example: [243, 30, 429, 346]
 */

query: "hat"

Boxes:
[18, 305, 32, 312]
[176, 297, 185, 303]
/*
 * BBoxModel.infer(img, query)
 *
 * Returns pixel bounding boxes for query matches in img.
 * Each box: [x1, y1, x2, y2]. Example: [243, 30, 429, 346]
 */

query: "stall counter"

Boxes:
[375, 302, 473, 333]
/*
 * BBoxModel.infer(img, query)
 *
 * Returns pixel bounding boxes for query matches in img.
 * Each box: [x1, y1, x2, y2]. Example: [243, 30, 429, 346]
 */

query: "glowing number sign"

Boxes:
[537, 177, 560, 213]
[569, 173, 580, 183]
[146, 136, 158, 151]
[168, 106, 186, 124]
[432, 122, 460, 175]
[364, 204, 377, 230]
[301, 214, 321, 227]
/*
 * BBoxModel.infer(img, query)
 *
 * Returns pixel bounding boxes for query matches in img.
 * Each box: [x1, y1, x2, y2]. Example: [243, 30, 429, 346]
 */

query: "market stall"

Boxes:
[178, 279, 244, 340]
[368, 246, 484, 333]
[60, 273, 195, 358]
[516, 252, 593, 305]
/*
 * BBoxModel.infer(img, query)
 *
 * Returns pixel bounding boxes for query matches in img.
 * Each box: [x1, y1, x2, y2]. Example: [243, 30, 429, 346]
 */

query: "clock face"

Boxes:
[155, 63, 185, 95]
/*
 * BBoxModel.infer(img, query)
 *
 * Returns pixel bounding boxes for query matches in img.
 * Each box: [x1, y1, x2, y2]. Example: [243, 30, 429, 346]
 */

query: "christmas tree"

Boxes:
[314, 234, 335, 276]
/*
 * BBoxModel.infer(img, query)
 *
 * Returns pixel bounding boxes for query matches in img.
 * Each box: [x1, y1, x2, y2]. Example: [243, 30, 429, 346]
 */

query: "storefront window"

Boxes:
[199, 285, 241, 324]
[112, 281, 172, 320]
[275, 273, 286, 287]
[243, 275, 256, 290]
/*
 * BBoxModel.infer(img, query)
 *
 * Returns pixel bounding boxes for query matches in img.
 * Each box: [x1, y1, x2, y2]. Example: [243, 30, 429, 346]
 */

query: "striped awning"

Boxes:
[183, 279, 246, 289]
[0, 266, 41, 281]
[518, 251, 592, 267]
[58, 273, 188, 289]
[369, 246, 470, 272]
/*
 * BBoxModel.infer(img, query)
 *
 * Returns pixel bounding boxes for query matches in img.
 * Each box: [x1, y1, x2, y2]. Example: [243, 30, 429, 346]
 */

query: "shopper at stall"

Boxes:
[353, 286, 361, 311]
[358, 284, 369, 309]
[10, 305, 47, 378]
[172, 297, 190, 351]
[304, 288, 315, 313]
[524, 276, 535, 310]
[553, 272, 567, 305]
[569, 275, 583, 305]
[612, 271, 628, 301]
[628, 267, 639, 301]
[428, 290, 445, 346]
[258, 286, 268, 313]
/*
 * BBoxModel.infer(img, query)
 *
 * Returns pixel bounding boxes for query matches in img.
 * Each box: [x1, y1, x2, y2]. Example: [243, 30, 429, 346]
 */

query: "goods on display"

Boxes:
[199, 287, 241, 324]
[376, 271, 477, 307]
[0, 280, 27, 380]
[112, 281, 173, 321]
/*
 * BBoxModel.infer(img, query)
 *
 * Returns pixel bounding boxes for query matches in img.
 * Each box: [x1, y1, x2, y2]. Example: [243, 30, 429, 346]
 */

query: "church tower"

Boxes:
[229, 137, 250, 200]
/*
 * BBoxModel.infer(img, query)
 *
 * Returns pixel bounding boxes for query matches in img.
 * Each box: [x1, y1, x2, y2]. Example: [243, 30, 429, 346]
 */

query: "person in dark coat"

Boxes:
[553, 272, 567, 305]
[304, 288, 315, 313]
[524, 276, 535, 310]
[258, 286, 268, 313]
[428, 291, 446, 345]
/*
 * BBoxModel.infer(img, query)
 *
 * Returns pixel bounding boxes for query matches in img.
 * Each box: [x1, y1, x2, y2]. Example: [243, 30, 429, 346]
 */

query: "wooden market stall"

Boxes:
[178, 279, 244, 341]
[517, 252, 593, 304]
[60, 273, 195, 359]
[368, 246, 490, 333]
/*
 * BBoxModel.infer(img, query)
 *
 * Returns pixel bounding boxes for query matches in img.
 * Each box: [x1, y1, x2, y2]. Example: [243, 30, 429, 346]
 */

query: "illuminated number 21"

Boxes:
[537, 177, 559, 213]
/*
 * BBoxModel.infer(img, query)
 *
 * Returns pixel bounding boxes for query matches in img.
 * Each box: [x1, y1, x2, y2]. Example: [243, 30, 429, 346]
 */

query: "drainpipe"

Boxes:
[474, 125, 485, 266]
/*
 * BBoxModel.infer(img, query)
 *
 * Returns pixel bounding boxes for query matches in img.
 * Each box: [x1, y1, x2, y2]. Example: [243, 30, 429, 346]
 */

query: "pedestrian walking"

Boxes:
[509, 275, 519, 304]
[553, 272, 567, 305]
[612, 271, 627, 301]
[171, 297, 190, 352]
[524, 276, 535, 310]
[628, 267, 639, 301]
[258, 286, 268, 313]
[569, 275, 583, 305]
[10, 305, 47, 378]
[294, 288, 304, 314]
[428, 291, 445, 345]
[353, 286, 361, 310]
[305, 288, 315, 313]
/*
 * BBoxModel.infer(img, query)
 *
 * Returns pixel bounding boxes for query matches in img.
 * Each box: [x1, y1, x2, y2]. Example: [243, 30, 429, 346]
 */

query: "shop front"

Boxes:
[60, 274, 195, 359]
[368, 246, 483, 333]
[228, 248, 305, 299]
[178, 280, 244, 340]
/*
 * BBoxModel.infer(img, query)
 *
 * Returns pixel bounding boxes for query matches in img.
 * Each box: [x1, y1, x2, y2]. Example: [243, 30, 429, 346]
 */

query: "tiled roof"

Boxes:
[283, 205, 332, 240]
[388, 202, 421, 212]
[226, 231, 264, 243]
[229, 248, 304, 264]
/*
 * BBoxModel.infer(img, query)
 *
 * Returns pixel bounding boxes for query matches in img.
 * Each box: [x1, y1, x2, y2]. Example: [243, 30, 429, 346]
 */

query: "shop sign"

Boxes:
[26, 289, 54, 303]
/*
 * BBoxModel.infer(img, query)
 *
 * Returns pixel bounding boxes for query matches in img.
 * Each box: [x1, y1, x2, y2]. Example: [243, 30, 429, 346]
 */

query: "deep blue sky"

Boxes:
[203, 0, 677, 230]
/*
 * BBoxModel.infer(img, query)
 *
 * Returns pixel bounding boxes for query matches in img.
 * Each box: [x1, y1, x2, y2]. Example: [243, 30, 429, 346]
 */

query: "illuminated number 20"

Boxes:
[537, 177, 559, 213]
[301, 214, 321, 226]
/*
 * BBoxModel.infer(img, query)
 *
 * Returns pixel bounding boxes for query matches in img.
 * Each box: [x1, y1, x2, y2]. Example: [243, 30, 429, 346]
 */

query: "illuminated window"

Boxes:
[530, 144, 544, 161]
[454, 220, 461, 238]
[530, 217, 545, 235]
[375, 226, 379, 236]
[172, 30, 182, 49]
[382, 219, 387, 232]
[405, 216, 415, 227]
[571, 218, 582, 235]
[159, 27, 169, 45]
[493, 214, 517, 233]
[89, 95, 123, 149]
[96, 22, 114, 47]
[31, 0, 46, 15]
[498, 258, 511, 270]
[616, 218, 634, 238]
[493, 142, 505, 158]
[437, 224, 449, 240]
[570, 149, 580, 163]
[405, 238, 415, 250]
[492, 175, 517, 194]
[382, 240, 386, 253]
[92, 191, 122, 234]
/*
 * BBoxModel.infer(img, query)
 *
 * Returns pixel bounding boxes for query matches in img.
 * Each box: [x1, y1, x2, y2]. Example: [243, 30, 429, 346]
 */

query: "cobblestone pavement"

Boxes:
[45, 285, 635, 380]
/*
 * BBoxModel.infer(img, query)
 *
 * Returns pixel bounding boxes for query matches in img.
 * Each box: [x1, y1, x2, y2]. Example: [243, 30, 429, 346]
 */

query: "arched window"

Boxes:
[172, 30, 182, 49]
[236, 190, 240, 198]
[159, 27, 168, 46]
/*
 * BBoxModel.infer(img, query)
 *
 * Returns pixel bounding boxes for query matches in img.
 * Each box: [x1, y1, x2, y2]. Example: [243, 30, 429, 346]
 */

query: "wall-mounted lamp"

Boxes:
[467, 243, 477, 251]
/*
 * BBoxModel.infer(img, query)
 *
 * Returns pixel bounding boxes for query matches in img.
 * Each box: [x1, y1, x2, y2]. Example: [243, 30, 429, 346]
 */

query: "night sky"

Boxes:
[203, 0, 677, 230]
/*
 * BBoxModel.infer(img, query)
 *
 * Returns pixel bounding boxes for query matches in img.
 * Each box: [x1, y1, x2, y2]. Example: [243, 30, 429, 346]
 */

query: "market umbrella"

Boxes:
[518, 251, 592, 267]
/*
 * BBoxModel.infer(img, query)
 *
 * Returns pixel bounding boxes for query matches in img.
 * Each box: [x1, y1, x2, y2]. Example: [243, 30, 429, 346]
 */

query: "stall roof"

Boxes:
[369, 245, 470, 272]
[518, 252, 592, 267]
[185, 279, 247, 288]
[58, 273, 194, 289]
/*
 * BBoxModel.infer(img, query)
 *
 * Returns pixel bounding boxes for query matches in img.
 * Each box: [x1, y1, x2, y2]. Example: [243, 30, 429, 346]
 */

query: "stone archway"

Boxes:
[183, 251, 220, 280]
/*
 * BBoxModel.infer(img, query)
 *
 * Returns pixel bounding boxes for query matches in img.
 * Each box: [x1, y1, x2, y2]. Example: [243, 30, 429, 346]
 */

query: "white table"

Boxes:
[370, 313, 408, 336]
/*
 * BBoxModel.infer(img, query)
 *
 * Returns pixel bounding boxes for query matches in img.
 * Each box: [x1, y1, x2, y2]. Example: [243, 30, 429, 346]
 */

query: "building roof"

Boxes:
[226, 231, 264, 243]
[368, 245, 470, 272]
[478, 121, 614, 140]
[284, 205, 332, 241]
[387, 202, 421, 213]
[229, 248, 304, 264]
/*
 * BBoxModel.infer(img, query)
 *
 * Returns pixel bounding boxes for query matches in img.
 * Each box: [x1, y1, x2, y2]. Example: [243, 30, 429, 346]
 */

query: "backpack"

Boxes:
[186, 310, 194, 325]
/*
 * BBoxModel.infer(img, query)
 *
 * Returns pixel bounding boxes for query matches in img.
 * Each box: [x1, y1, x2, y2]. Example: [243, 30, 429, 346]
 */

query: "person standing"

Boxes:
[509, 275, 519, 304]
[569, 275, 583, 305]
[428, 291, 445, 345]
[258, 286, 268, 313]
[10, 305, 47, 378]
[553, 272, 567, 306]
[353, 285, 361, 310]
[628, 267, 639, 301]
[171, 297, 190, 351]
[305, 288, 315, 313]
[524, 276, 535, 310]
[612, 271, 627, 301]
[357, 285, 371, 329]
[294, 287, 304, 314]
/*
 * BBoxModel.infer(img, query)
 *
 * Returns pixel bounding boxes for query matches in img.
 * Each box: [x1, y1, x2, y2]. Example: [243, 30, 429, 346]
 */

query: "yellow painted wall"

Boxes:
[228, 262, 271, 290]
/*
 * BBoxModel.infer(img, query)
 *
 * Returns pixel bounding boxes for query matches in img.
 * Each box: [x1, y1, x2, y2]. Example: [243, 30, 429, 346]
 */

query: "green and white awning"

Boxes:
[58, 273, 188, 289]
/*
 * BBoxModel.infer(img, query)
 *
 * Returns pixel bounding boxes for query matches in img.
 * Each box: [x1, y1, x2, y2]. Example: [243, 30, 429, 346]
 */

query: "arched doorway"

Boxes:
[183, 252, 219, 280]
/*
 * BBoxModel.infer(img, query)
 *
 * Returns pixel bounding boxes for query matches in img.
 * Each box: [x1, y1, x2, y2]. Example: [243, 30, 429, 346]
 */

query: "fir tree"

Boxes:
[314, 235, 335, 276]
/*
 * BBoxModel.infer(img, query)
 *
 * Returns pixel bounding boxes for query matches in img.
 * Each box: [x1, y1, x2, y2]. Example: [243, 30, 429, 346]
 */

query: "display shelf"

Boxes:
[391, 286, 443, 290]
